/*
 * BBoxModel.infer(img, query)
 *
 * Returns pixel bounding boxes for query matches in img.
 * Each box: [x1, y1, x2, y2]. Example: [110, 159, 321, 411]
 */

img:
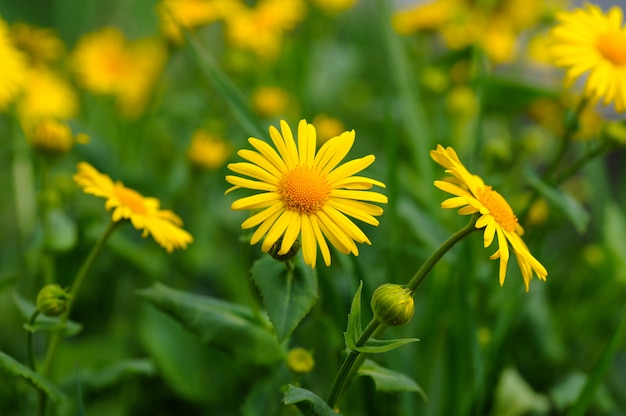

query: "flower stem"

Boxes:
[40, 220, 120, 375]
[326, 216, 479, 408]
[27, 310, 40, 371]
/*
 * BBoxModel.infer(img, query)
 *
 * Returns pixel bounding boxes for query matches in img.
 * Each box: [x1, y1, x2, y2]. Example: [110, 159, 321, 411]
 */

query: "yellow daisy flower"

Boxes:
[550, 3, 626, 113]
[74, 162, 193, 253]
[226, 119, 387, 267]
[430, 145, 547, 291]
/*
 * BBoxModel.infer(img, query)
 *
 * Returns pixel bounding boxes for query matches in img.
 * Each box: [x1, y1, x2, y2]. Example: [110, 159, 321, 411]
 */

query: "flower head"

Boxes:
[431, 145, 547, 291]
[187, 129, 232, 170]
[10, 22, 65, 65]
[74, 162, 193, 252]
[25, 119, 86, 156]
[17, 67, 79, 123]
[71, 27, 167, 119]
[550, 3, 626, 112]
[157, 0, 239, 44]
[226, 119, 387, 267]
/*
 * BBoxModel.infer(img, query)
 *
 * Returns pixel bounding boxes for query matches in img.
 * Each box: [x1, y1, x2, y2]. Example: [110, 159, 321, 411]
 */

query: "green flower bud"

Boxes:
[268, 237, 301, 262]
[286, 347, 314, 374]
[36, 284, 71, 317]
[371, 284, 414, 326]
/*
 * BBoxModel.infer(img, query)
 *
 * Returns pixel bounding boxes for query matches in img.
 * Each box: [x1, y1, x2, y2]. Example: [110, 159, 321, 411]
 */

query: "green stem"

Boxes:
[553, 141, 613, 185]
[37, 220, 120, 416]
[27, 310, 41, 371]
[326, 216, 479, 408]
[40, 220, 120, 375]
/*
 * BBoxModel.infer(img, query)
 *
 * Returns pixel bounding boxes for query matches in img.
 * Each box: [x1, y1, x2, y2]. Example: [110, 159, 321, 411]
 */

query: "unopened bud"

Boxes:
[268, 237, 301, 262]
[371, 284, 414, 326]
[36, 284, 71, 317]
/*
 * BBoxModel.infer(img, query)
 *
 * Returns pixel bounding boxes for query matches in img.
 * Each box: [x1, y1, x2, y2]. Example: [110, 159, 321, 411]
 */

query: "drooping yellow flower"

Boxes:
[74, 162, 193, 252]
[17, 67, 79, 123]
[550, 3, 626, 113]
[225, 0, 306, 59]
[226, 119, 387, 267]
[10, 22, 65, 65]
[157, 0, 240, 44]
[71, 27, 167, 119]
[430, 145, 547, 291]
[187, 129, 232, 170]
[0, 16, 27, 111]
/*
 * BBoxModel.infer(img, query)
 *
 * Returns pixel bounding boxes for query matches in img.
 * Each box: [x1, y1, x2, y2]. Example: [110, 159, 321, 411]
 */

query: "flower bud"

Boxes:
[36, 284, 71, 317]
[371, 284, 414, 326]
[268, 237, 301, 262]
[286, 347, 314, 374]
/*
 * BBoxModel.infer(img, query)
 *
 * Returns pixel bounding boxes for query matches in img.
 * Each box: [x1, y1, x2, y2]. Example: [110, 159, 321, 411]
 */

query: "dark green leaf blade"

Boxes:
[357, 359, 427, 400]
[344, 281, 363, 350]
[251, 256, 318, 343]
[136, 282, 283, 365]
[283, 385, 343, 416]
[0, 350, 65, 402]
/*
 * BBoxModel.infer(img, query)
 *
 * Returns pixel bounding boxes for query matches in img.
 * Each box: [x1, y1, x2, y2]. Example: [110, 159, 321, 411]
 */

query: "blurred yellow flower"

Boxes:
[74, 162, 193, 252]
[10, 22, 65, 64]
[311, 0, 356, 15]
[0, 17, 27, 111]
[286, 347, 314, 373]
[71, 27, 167, 119]
[225, 0, 306, 59]
[157, 0, 240, 43]
[550, 3, 626, 113]
[312, 113, 344, 144]
[251, 86, 290, 118]
[431, 145, 547, 291]
[25, 119, 84, 156]
[393, 0, 458, 35]
[17, 67, 78, 123]
[226, 119, 387, 267]
[187, 129, 232, 170]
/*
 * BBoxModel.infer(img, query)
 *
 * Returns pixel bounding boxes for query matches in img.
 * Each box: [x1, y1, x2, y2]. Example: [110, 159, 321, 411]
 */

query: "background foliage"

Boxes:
[1, 0, 625, 415]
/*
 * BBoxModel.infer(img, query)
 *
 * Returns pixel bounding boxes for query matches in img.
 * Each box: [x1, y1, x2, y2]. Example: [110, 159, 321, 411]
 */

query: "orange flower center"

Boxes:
[477, 186, 518, 232]
[280, 166, 331, 215]
[112, 184, 148, 215]
[597, 31, 626, 66]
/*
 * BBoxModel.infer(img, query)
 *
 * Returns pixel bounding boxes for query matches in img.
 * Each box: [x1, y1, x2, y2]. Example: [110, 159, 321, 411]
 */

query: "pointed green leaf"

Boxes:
[13, 291, 83, 336]
[251, 256, 318, 343]
[355, 336, 419, 354]
[357, 359, 427, 400]
[344, 281, 363, 350]
[136, 282, 283, 365]
[283, 385, 343, 416]
[0, 350, 65, 402]
[525, 167, 590, 233]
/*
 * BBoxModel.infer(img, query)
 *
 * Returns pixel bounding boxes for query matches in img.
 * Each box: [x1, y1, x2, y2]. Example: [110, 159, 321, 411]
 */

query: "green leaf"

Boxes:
[525, 167, 590, 233]
[355, 337, 419, 354]
[603, 202, 626, 282]
[13, 291, 83, 336]
[283, 385, 343, 416]
[70, 358, 156, 391]
[357, 359, 427, 400]
[0, 350, 65, 402]
[183, 30, 266, 142]
[136, 282, 283, 365]
[344, 281, 363, 350]
[251, 256, 318, 343]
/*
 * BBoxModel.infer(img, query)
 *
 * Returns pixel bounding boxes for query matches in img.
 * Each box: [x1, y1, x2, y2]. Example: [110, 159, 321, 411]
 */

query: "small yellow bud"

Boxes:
[286, 348, 314, 374]
[371, 284, 414, 326]
[268, 237, 301, 262]
[36, 284, 71, 317]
